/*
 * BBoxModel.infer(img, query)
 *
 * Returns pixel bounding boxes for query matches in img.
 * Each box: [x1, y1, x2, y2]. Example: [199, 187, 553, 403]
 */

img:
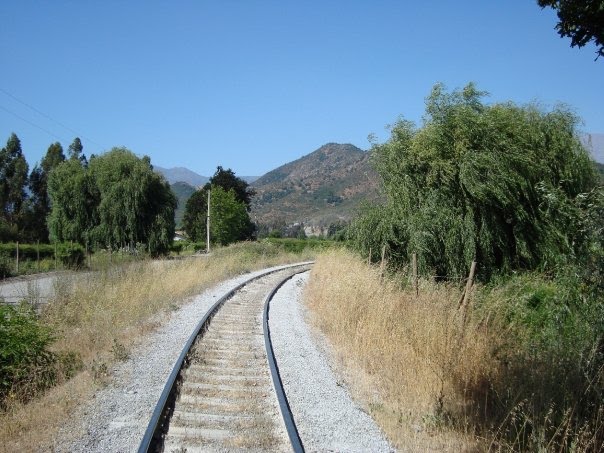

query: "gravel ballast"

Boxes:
[54, 264, 392, 452]
[54, 263, 303, 452]
[269, 272, 393, 452]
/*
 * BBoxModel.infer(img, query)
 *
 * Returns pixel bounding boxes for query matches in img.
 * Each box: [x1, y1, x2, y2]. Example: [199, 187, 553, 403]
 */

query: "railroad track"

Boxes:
[139, 264, 310, 453]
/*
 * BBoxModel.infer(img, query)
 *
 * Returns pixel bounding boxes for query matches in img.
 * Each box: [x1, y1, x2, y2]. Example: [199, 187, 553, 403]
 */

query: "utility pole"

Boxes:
[206, 189, 211, 254]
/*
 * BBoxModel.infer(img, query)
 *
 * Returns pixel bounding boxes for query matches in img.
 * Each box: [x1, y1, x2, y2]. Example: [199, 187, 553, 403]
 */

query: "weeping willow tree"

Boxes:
[48, 148, 176, 256]
[350, 83, 600, 280]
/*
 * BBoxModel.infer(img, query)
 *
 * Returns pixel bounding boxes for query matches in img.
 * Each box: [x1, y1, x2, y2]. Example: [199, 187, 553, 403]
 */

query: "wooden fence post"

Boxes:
[380, 244, 387, 277]
[412, 253, 418, 297]
[15, 241, 19, 274]
[367, 247, 372, 266]
[458, 260, 477, 324]
[36, 240, 40, 272]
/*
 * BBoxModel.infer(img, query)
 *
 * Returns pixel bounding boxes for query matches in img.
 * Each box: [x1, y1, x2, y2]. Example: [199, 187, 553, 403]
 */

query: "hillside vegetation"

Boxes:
[251, 143, 380, 230]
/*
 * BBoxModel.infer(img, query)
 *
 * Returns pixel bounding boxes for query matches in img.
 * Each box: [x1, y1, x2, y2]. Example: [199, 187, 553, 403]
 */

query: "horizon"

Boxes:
[1, 2, 603, 176]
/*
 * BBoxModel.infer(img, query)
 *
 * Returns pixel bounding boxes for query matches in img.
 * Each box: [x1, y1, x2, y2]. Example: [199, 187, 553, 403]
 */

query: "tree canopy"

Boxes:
[48, 147, 176, 255]
[183, 167, 255, 244]
[204, 166, 256, 210]
[349, 83, 601, 280]
[538, 0, 604, 59]
[26, 142, 66, 241]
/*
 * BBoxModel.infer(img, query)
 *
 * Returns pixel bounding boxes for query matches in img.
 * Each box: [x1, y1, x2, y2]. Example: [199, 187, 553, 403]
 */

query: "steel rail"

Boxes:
[263, 270, 309, 453]
[138, 261, 313, 453]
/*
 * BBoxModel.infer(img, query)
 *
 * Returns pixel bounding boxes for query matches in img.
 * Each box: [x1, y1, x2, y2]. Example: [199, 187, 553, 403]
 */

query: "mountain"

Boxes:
[170, 181, 197, 228]
[251, 143, 380, 232]
[155, 166, 209, 187]
[583, 133, 604, 163]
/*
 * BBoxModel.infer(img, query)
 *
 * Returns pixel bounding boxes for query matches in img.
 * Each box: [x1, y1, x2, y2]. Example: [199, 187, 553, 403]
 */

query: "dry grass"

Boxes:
[0, 241, 313, 452]
[305, 248, 490, 451]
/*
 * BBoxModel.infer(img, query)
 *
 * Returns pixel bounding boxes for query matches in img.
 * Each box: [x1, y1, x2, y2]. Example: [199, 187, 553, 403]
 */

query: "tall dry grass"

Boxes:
[0, 241, 315, 452]
[305, 249, 604, 451]
[305, 248, 488, 451]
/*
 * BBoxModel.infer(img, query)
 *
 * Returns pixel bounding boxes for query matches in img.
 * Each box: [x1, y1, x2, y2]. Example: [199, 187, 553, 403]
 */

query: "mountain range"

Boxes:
[158, 134, 604, 231]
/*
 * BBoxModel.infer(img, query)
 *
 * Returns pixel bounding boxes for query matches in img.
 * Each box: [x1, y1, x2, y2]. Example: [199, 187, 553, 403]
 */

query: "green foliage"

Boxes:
[0, 243, 55, 260]
[538, 0, 604, 59]
[206, 166, 255, 209]
[47, 158, 97, 245]
[56, 243, 85, 269]
[182, 189, 208, 242]
[0, 304, 56, 406]
[350, 83, 600, 280]
[210, 186, 253, 245]
[474, 272, 604, 449]
[24, 142, 66, 242]
[183, 168, 255, 245]
[0, 133, 29, 235]
[48, 148, 176, 256]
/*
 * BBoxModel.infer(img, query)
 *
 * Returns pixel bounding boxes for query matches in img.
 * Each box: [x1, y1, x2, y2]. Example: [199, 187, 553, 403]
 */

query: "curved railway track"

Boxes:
[139, 263, 311, 452]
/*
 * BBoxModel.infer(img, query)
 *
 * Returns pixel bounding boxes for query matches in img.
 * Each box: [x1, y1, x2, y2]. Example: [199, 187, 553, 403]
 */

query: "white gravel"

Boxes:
[53, 263, 306, 453]
[269, 272, 393, 453]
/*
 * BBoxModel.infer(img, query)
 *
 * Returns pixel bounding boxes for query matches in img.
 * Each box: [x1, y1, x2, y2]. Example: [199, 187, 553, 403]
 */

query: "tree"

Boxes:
[48, 147, 175, 255]
[349, 83, 600, 280]
[183, 184, 254, 245]
[182, 188, 208, 242]
[538, 0, 604, 59]
[209, 186, 251, 245]
[25, 142, 66, 242]
[0, 133, 29, 239]
[205, 166, 256, 210]
[68, 137, 87, 166]
[47, 159, 97, 245]
[87, 148, 175, 254]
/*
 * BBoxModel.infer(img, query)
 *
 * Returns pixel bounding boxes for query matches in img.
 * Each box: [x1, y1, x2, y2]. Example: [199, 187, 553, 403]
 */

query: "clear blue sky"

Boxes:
[1, 1, 603, 176]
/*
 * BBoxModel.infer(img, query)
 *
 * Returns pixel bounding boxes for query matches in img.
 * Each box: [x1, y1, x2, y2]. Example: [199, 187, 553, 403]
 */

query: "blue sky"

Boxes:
[1, 1, 603, 176]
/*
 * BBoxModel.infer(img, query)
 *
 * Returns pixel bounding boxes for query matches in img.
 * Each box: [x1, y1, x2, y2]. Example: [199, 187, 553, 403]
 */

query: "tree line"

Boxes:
[0, 133, 176, 255]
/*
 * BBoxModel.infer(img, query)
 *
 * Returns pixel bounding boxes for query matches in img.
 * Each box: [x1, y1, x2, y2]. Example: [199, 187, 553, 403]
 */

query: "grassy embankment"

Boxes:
[306, 249, 603, 451]
[0, 241, 317, 452]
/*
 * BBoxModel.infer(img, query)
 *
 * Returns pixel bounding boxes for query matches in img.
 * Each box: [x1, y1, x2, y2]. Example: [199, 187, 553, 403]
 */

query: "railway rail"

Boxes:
[139, 263, 311, 452]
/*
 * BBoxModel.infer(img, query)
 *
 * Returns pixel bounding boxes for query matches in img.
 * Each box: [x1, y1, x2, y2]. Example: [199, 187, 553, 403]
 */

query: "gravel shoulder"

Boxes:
[53, 263, 303, 453]
[269, 272, 393, 452]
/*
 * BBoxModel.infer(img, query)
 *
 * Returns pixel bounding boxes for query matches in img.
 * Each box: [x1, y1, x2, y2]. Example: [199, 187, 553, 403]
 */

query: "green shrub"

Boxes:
[0, 252, 12, 278]
[56, 243, 84, 269]
[472, 272, 604, 450]
[0, 243, 55, 260]
[0, 304, 57, 407]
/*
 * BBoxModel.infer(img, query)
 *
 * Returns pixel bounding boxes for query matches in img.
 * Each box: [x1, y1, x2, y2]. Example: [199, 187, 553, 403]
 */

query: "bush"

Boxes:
[56, 243, 84, 269]
[0, 304, 57, 407]
[0, 252, 12, 278]
[473, 271, 604, 450]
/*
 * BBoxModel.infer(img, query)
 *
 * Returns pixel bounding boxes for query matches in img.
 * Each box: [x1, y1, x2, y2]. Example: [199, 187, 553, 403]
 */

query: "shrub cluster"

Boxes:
[0, 304, 80, 408]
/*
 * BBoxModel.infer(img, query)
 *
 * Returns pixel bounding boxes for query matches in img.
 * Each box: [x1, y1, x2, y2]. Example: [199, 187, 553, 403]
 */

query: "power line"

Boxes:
[0, 103, 67, 143]
[0, 87, 104, 149]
